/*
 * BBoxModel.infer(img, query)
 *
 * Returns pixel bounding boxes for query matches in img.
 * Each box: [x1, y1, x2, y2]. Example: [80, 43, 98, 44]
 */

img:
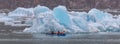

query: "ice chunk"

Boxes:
[8, 7, 33, 17]
[0, 17, 13, 22]
[53, 6, 71, 28]
[24, 12, 68, 33]
[86, 15, 96, 22]
[88, 8, 112, 22]
[88, 23, 105, 32]
[69, 11, 96, 22]
[106, 23, 120, 32]
[101, 18, 120, 32]
[34, 5, 50, 16]
[72, 17, 89, 31]
[69, 12, 90, 32]
[70, 12, 88, 20]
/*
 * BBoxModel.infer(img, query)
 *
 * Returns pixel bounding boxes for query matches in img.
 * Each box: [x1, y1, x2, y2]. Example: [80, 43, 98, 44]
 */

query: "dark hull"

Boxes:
[45, 33, 66, 36]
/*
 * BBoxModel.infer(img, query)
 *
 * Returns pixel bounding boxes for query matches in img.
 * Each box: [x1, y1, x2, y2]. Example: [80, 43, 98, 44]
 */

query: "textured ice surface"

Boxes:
[71, 14, 89, 31]
[34, 5, 50, 16]
[8, 7, 34, 17]
[0, 16, 13, 22]
[3, 5, 119, 33]
[53, 6, 71, 28]
[24, 12, 67, 33]
[88, 8, 113, 22]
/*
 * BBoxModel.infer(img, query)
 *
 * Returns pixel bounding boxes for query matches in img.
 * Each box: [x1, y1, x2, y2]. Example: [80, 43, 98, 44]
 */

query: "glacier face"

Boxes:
[5, 5, 120, 33]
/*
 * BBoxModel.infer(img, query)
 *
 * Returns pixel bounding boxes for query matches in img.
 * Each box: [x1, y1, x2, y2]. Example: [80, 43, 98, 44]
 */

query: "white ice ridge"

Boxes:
[2, 5, 119, 33]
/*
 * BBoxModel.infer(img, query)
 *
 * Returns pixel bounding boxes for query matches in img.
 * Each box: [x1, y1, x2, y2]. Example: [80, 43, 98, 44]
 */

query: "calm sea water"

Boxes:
[0, 32, 120, 44]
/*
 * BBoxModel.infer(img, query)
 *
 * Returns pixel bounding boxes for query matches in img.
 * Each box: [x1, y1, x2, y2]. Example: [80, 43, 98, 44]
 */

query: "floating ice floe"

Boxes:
[0, 16, 13, 22]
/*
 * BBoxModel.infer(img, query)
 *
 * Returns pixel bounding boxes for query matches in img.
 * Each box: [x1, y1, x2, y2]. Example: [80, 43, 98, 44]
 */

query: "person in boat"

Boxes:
[57, 31, 60, 34]
[50, 31, 54, 34]
[57, 31, 65, 35]
[50, 31, 65, 35]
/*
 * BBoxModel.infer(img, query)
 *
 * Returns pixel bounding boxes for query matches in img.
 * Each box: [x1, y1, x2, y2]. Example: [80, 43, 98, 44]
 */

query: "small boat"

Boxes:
[46, 31, 66, 36]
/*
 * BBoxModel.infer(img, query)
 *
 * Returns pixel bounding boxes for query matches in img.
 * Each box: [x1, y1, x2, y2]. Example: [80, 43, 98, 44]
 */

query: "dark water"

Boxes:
[0, 32, 120, 44]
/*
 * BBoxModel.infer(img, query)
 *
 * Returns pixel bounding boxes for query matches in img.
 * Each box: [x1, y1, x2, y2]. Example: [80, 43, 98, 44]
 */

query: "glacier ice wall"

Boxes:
[7, 5, 119, 33]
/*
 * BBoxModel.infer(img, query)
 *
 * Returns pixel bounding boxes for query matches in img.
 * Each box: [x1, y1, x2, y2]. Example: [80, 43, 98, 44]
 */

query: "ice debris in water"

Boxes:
[5, 5, 119, 33]
[0, 16, 13, 22]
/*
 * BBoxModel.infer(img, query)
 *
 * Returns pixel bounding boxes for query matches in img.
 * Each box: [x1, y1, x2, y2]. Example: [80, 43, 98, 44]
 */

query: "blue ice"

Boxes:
[22, 5, 120, 33]
[88, 8, 112, 22]
[53, 6, 71, 28]
[34, 5, 50, 16]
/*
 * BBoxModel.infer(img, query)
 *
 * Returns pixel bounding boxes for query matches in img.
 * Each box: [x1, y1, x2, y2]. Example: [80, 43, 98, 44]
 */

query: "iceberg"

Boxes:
[53, 6, 71, 28]
[22, 5, 120, 33]
[24, 6, 72, 33]
[24, 12, 67, 33]
[25, 5, 52, 33]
